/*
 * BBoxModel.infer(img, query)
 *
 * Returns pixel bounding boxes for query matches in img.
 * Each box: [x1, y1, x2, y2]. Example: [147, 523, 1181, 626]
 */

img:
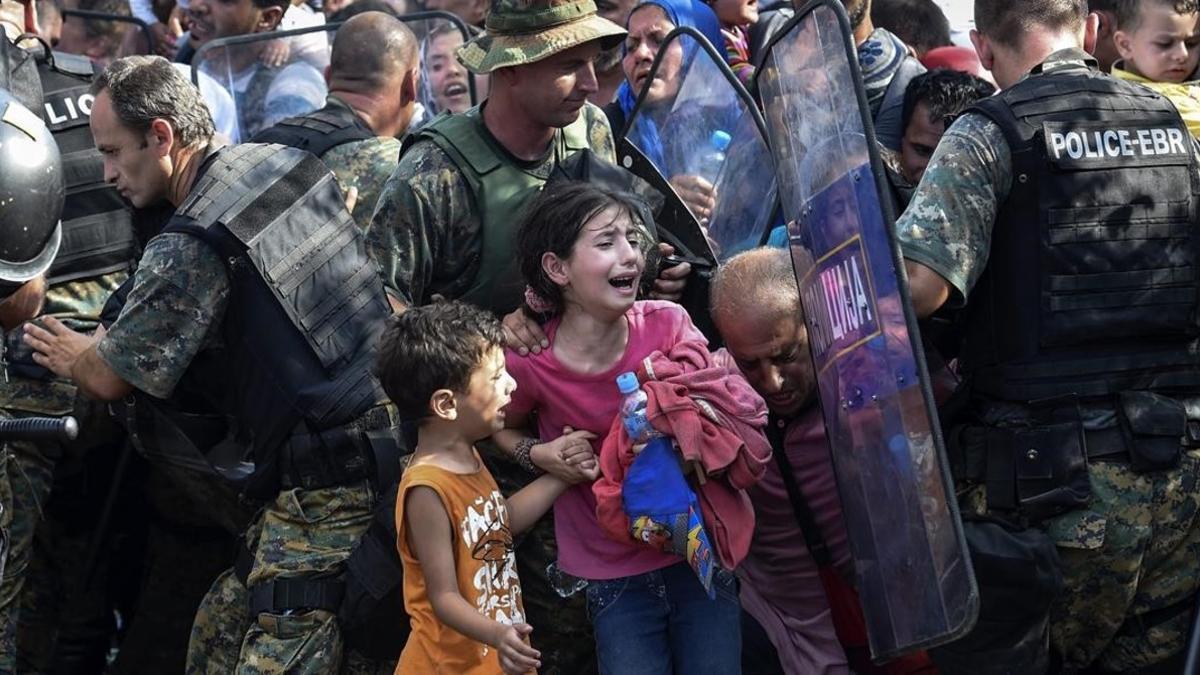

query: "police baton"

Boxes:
[0, 416, 78, 442]
[1185, 593, 1200, 675]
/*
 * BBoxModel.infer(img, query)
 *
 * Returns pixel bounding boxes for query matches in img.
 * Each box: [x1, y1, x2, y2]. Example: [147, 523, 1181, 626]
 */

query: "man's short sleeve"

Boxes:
[324, 136, 402, 230]
[366, 141, 482, 307]
[96, 233, 230, 399]
[581, 103, 617, 163]
[895, 112, 1012, 304]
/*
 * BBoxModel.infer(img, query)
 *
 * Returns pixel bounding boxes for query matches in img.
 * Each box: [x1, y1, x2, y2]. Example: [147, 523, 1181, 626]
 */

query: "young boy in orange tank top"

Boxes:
[377, 302, 599, 674]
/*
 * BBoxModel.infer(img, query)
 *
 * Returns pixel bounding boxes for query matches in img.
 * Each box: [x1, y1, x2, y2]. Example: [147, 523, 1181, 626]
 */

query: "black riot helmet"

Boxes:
[0, 86, 63, 298]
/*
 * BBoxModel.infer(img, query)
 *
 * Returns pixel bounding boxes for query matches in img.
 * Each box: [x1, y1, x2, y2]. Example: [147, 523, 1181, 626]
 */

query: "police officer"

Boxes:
[0, 86, 65, 675]
[251, 11, 421, 230]
[898, 1, 1200, 672]
[23, 55, 398, 675]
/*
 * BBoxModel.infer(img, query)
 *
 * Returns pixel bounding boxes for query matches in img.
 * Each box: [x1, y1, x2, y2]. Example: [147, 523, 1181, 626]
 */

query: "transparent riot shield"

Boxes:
[758, 0, 977, 660]
[415, 13, 484, 117]
[192, 23, 334, 141]
[622, 27, 778, 262]
[58, 10, 155, 65]
[191, 12, 475, 142]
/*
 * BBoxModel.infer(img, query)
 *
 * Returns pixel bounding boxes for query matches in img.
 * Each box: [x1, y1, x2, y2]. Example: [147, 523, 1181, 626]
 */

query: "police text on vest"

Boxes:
[1048, 127, 1187, 161]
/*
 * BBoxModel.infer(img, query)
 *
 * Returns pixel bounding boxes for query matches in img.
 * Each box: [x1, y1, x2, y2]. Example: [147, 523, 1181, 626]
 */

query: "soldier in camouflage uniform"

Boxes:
[897, 2, 1200, 672]
[252, 11, 421, 230]
[0, 277, 125, 673]
[25, 56, 398, 675]
[0, 87, 69, 674]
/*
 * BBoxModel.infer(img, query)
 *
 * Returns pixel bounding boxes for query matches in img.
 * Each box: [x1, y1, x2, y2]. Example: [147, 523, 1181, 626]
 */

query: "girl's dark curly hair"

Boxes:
[515, 181, 659, 315]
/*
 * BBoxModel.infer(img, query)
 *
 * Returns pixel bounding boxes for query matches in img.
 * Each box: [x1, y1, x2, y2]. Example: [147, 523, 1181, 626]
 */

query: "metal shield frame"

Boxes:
[758, 0, 978, 659]
[190, 10, 478, 106]
[59, 9, 157, 56]
[618, 25, 780, 260]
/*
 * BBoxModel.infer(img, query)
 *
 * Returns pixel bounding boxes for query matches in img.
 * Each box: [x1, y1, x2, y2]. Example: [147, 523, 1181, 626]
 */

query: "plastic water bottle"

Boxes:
[692, 130, 732, 185]
[617, 371, 660, 444]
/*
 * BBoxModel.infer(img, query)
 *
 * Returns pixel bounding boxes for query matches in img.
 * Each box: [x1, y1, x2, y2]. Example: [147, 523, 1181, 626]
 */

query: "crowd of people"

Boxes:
[1, 0, 1200, 674]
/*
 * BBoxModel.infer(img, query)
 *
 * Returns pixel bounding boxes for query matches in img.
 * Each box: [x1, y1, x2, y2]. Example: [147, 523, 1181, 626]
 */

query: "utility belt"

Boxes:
[272, 404, 402, 494]
[233, 475, 410, 661]
[949, 392, 1200, 522]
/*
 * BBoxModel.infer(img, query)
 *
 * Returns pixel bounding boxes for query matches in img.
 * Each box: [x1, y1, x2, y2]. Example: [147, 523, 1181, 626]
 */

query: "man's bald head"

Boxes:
[711, 247, 802, 328]
[712, 248, 816, 417]
[328, 11, 418, 93]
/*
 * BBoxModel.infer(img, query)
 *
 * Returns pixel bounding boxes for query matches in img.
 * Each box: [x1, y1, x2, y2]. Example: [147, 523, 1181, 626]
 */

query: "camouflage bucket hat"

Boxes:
[457, 0, 626, 74]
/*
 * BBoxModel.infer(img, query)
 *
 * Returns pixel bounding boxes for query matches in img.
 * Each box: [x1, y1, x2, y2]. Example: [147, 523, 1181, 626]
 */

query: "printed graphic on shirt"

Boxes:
[460, 490, 524, 632]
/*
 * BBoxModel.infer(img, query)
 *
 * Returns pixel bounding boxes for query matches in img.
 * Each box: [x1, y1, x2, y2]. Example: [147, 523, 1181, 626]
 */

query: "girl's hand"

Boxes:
[532, 426, 597, 483]
[494, 622, 540, 674]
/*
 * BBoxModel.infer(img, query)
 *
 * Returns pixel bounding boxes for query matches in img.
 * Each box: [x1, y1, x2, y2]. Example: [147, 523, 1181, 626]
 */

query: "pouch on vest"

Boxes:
[930, 518, 1061, 675]
[338, 480, 411, 660]
[1117, 390, 1184, 473]
[984, 403, 1091, 522]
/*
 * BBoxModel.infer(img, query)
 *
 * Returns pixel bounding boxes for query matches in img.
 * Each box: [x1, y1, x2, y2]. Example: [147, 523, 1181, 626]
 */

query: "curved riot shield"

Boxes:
[58, 10, 155, 65]
[758, 0, 977, 660]
[191, 23, 333, 142]
[621, 26, 778, 262]
[191, 12, 475, 142]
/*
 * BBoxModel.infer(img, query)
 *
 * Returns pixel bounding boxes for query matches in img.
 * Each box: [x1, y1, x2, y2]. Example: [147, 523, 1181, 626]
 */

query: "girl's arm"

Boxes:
[494, 416, 598, 484]
[404, 486, 541, 672]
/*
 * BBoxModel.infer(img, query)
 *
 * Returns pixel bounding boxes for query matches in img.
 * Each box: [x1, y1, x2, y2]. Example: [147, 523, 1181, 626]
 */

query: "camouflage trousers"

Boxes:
[481, 447, 596, 675]
[189, 567, 394, 675]
[1045, 450, 1200, 671]
[188, 480, 380, 674]
[0, 439, 57, 674]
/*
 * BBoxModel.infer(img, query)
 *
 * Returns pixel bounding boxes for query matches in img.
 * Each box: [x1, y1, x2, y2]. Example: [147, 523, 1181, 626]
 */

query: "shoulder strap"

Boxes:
[766, 417, 831, 567]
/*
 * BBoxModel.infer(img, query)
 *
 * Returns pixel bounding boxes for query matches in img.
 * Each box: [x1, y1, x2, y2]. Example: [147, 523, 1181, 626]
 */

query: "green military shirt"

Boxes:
[366, 102, 616, 307]
[96, 233, 228, 400]
[317, 96, 402, 230]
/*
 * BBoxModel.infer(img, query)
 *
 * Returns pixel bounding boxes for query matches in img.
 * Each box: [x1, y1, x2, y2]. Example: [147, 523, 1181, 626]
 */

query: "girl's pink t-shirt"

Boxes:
[504, 300, 706, 580]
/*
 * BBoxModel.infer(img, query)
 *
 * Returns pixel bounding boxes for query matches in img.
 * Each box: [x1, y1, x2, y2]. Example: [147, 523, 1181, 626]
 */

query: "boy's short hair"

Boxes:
[902, 68, 997, 131]
[1111, 0, 1199, 32]
[871, 0, 952, 54]
[374, 301, 506, 420]
[975, 0, 1089, 48]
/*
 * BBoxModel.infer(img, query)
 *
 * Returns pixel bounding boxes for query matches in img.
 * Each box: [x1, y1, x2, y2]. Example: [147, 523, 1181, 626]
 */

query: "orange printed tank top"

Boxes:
[394, 455, 530, 674]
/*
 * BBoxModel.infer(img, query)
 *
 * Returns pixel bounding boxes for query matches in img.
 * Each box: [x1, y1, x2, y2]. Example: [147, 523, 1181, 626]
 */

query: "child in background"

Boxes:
[710, 0, 758, 85]
[499, 181, 743, 675]
[379, 302, 597, 675]
[1112, 0, 1200, 137]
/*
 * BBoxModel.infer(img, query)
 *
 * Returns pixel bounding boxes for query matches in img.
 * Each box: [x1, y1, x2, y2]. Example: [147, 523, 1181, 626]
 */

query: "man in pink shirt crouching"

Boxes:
[710, 247, 855, 675]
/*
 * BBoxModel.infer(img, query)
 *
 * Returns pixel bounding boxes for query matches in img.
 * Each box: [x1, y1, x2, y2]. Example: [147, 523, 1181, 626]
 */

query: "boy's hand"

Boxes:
[578, 458, 601, 482]
[494, 622, 540, 674]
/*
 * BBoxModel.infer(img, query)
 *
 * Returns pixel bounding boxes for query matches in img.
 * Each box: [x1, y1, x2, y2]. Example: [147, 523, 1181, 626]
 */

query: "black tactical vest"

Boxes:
[163, 144, 390, 471]
[250, 97, 375, 158]
[37, 51, 137, 286]
[961, 55, 1200, 400]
